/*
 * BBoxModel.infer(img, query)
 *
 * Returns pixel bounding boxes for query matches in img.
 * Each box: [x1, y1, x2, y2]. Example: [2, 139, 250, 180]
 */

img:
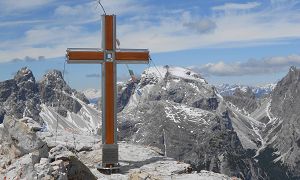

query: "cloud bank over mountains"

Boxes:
[192, 54, 300, 76]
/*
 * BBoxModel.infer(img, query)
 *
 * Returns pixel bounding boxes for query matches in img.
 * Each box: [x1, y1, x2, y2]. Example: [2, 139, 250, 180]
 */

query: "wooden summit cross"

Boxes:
[66, 15, 149, 169]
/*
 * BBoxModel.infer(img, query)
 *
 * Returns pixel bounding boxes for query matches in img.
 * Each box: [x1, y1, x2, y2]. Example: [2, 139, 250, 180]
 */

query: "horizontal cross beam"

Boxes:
[66, 48, 149, 64]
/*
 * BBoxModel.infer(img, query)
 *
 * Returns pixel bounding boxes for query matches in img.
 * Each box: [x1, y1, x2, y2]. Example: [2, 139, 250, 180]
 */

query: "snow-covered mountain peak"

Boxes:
[142, 66, 206, 83]
[39, 69, 68, 92]
[122, 65, 216, 112]
[15, 67, 32, 76]
[217, 83, 275, 98]
[82, 88, 101, 100]
[41, 70, 64, 82]
[14, 67, 35, 83]
[256, 83, 276, 89]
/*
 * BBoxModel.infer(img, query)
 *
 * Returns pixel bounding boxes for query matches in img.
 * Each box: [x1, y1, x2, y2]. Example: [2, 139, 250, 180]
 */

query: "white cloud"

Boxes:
[53, 0, 148, 21]
[0, 20, 45, 27]
[185, 19, 216, 34]
[212, 2, 261, 11]
[0, 1, 300, 63]
[192, 54, 300, 76]
[0, 0, 54, 14]
[12, 56, 46, 63]
[116, 4, 300, 52]
[0, 25, 101, 62]
[53, 2, 100, 24]
[0, 0, 152, 62]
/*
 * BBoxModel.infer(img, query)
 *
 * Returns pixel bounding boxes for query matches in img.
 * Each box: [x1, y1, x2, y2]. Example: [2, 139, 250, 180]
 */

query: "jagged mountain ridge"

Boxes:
[217, 83, 275, 98]
[0, 67, 100, 133]
[118, 66, 264, 179]
[225, 66, 300, 179]
[0, 67, 41, 123]
[224, 87, 259, 114]
[1, 66, 299, 179]
[263, 66, 300, 177]
[0, 66, 243, 179]
[118, 65, 300, 179]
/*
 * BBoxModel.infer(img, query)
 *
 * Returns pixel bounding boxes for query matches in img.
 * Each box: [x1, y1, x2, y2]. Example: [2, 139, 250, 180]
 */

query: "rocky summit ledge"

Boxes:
[0, 116, 237, 179]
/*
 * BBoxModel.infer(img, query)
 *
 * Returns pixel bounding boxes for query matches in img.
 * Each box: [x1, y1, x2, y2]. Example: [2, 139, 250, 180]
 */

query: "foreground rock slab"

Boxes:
[0, 117, 238, 180]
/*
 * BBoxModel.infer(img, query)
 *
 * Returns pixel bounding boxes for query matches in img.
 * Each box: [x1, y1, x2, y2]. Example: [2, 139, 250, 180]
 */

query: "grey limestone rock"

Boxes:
[0, 67, 90, 124]
[49, 145, 97, 180]
[0, 118, 97, 179]
[0, 67, 42, 123]
[264, 66, 300, 177]
[5, 153, 40, 179]
[39, 69, 84, 115]
[119, 66, 264, 179]
[226, 66, 300, 179]
[224, 87, 258, 114]
[2, 116, 48, 159]
[118, 81, 137, 112]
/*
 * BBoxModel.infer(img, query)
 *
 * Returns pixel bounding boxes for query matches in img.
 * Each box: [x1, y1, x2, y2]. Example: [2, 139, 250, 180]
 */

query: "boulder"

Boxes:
[5, 153, 39, 179]
[49, 145, 97, 180]
[2, 116, 48, 159]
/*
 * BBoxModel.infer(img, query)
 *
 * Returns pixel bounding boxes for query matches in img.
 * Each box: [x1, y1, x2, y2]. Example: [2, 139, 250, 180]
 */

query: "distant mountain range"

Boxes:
[217, 83, 276, 98]
[0, 67, 100, 133]
[117, 66, 265, 179]
[81, 88, 101, 104]
[81, 79, 276, 105]
[1, 66, 300, 179]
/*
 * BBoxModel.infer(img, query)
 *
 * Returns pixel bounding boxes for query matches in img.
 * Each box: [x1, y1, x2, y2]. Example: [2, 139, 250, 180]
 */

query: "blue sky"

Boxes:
[0, 0, 300, 90]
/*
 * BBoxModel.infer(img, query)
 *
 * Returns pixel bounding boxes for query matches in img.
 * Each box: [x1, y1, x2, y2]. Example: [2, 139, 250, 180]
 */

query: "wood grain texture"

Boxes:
[116, 52, 149, 60]
[104, 62, 115, 144]
[67, 51, 104, 60]
[105, 15, 114, 50]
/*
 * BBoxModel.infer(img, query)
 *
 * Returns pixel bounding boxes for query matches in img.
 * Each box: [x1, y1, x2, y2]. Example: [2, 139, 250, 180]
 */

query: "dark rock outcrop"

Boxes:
[39, 69, 89, 116]
[0, 109, 5, 124]
[265, 66, 300, 177]
[224, 87, 258, 114]
[256, 147, 297, 180]
[119, 66, 264, 179]
[0, 67, 89, 122]
[1, 116, 48, 159]
[49, 145, 97, 180]
[117, 81, 137, 112]
[0, 67, 41, 123]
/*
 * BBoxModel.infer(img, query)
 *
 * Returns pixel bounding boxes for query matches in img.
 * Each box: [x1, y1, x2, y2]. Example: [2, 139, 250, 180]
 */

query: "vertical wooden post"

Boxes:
[101, 15, 118, 167]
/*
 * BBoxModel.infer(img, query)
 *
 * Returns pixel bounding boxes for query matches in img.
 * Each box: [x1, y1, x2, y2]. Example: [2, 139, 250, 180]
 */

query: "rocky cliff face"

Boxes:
[0, 67, 99, 133]
[0, 67, 41, 123]
[223, 66, 300, 179]
[39, 69, 89, 117]
[223, 87, 259, 114]
[118, 66, 264, 179]
[117, 81, 137, 112]
[264, 66, 300, 177]
[3, 66, 300, 179]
